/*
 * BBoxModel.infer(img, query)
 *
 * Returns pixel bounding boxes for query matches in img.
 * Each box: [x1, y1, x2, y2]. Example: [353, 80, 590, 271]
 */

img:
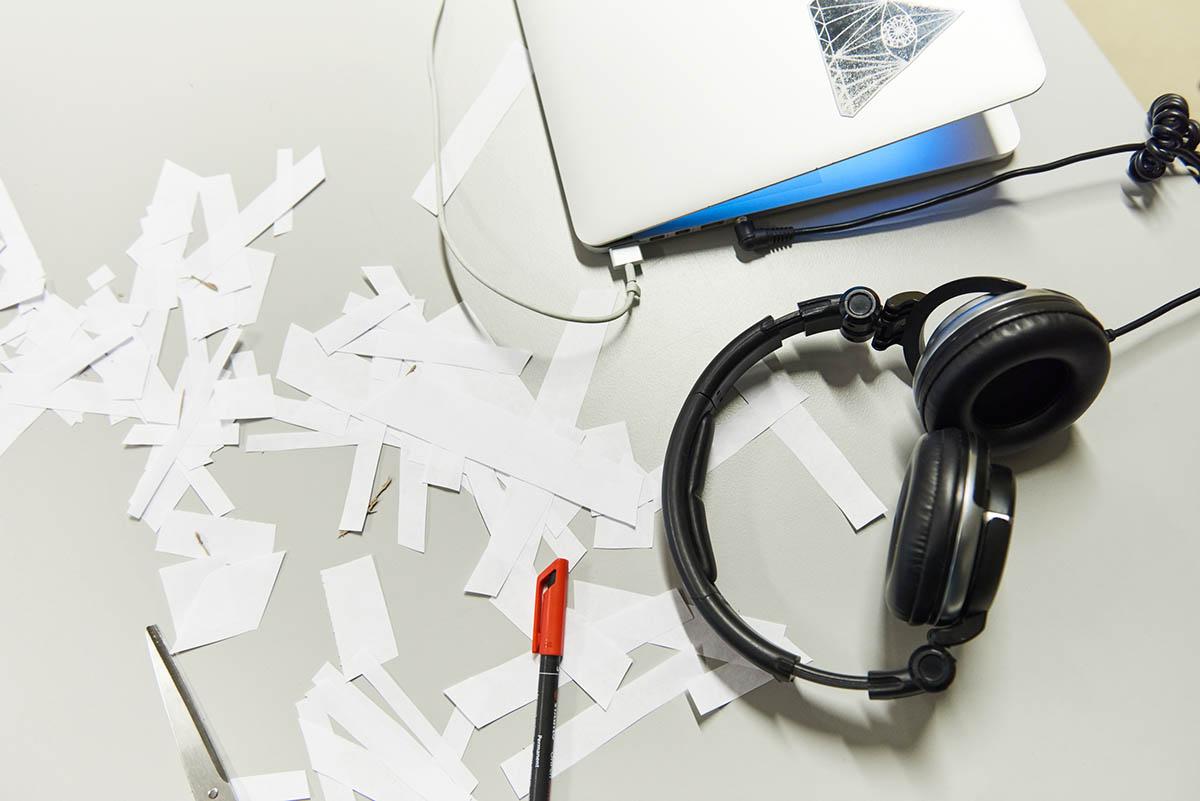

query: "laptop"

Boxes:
[635, 106, 1021, 243]
[514, 0, 1046, 249]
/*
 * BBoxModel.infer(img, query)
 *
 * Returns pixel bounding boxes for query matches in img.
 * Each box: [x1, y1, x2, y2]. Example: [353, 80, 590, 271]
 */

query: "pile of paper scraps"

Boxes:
[0, 134, 890, 799]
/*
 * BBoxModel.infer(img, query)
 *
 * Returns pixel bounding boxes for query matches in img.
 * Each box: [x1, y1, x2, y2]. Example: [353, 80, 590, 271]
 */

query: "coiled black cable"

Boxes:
[1128, 93, 1200, 181]
[735, 93, 1200, 254]
[735, 93, 1200, 340]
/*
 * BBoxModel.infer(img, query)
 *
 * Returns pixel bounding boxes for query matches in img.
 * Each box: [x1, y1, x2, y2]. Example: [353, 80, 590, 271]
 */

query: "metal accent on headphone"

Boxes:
[899, 277, 1026, 373]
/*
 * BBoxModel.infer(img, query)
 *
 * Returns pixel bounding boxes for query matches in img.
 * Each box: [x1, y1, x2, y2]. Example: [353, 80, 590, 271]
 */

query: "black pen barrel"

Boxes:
[530, 653, 561, 801]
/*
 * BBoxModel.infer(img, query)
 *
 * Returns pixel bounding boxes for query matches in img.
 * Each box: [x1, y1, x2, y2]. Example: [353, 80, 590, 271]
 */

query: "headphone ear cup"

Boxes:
[885, 430, 974, 625]
[914, 291, 1111, 452]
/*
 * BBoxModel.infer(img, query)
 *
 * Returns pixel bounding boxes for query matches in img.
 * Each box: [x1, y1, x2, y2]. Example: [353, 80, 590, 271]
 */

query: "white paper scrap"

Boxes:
[142, 463, 191, 533]
[184, 148, 325, 281]
[315, 288, 411, 355]
[413, 40, 532, 214]
[337, 420, 385, 533]
[296, 699, 355, 801]
[272, 148, 295, 237]
[768, 404, 886, 530]
[86, 265, 116, 291]
[177, 249, 273, 339]
[229, 352, 257, 380]
[155, 511, 275, 559]
[360, 657, 478, 792]
[194, 173, 250, 294]
[540, 524, 586, 569]
[127, 327, 239, 518]
[309, 676, 470, 801]
[397, 449, 429, 552]
[591, 590, 694, 653]
[486, 570, 633, 713]
[341, 326, 531, 375]
[655, 616, 792, 668]
[685, 635, 812, 715]
[735, 361, 809, 417]
[362, 371, 640, 524]
[687, 662, 772, 717]
[423, 447, 464, 492]
[33, 327, 132, 391]
[639, 386, 803, 510]
[362, 265, 406, 295]
[122, 423, 173, 446]
[501, 650, 708, 797]
[593, 515, 639, 550]
[277, 325, 371, 415]
[446, 593, 688, 729]
[0, 403, 42, 459]
[0, 175, 45, 309]
[441, 708, 473, 761]
[320, 556, 398, 678]
[569, 581, 648, 621]
[464, 479, 551, 596]
[571, 582, 795, 666]
[0, 314, 28, 346]
[213, 374, 276, 420]
[161, 551, 286, 652]
[444, 652, 542, 729]
[542, 495, 579, 538]
[187, 466, 235, 517]
[230, 771, 310, 801]
[534, 289, 617, 424]
[245, 431, 353, 453]
[272, 396, 349, 436]
[298, 718, 421, 801]
[0, 376, 138, 417]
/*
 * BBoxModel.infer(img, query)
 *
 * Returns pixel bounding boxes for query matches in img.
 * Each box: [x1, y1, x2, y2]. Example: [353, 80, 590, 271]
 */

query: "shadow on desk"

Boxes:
[655, 504, 938, 747]
[748, 595, 937, 750]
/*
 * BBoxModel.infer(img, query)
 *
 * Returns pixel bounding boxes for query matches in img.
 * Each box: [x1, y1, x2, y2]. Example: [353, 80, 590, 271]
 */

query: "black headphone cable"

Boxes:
[735, 93, 1199, 253]
[734, 94, 1200, 343]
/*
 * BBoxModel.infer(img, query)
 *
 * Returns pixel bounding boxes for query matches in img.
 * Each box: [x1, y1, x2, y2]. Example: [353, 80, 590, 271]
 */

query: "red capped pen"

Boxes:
[530, 558, 568, 801]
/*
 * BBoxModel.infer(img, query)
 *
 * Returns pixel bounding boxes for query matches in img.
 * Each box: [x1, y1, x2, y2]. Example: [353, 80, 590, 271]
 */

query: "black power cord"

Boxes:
[735, 93, 1200, 253]
[735, 93, 1200, 340]
[1104, 287, 1200, 342]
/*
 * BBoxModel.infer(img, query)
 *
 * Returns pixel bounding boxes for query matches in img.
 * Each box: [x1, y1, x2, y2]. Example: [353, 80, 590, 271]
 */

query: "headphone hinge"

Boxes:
[871, 291, 926, 352]
[928, 612, 988, 648]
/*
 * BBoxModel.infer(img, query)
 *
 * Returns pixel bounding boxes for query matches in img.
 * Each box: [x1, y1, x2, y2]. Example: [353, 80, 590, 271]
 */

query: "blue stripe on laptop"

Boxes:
[635, 118, 988, 240]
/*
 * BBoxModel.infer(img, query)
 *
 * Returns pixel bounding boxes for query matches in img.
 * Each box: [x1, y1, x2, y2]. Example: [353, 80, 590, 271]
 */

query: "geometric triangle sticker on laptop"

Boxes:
[809, 0, 962, 117]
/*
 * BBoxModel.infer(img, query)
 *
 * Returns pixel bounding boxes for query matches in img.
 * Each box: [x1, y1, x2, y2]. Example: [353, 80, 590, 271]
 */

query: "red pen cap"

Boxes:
[532, 558, 569, 656]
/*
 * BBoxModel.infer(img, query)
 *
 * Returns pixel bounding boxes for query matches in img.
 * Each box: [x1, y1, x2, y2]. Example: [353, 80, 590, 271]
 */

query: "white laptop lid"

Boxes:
[515, 0, 1046, 247]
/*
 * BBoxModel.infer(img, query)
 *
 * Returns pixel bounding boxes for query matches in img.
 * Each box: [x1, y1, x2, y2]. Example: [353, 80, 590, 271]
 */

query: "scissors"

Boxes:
[146, 624, 238, 801]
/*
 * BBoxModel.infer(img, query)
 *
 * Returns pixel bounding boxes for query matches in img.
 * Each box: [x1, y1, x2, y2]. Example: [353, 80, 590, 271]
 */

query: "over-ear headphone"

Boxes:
[663, 277, 1193, 699]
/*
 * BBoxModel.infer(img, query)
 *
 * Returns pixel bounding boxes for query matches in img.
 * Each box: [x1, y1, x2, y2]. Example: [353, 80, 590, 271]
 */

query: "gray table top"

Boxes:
[1, 1, 1197, 798]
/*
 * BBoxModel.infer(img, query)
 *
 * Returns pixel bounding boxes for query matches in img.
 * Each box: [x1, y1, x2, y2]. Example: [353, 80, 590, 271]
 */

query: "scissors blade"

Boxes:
[146, 625, 236, 801]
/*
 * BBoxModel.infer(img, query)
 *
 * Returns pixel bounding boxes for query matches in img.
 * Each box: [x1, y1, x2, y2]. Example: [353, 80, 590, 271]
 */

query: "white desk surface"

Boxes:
[1, 1, 1197, 798]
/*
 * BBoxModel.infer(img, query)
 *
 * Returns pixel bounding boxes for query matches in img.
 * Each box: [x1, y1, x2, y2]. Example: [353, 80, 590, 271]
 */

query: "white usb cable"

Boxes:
[427, 0, 641, 324]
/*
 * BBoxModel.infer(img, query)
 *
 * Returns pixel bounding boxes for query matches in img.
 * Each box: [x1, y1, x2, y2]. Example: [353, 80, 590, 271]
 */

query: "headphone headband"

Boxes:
[664, 287, 988, 699]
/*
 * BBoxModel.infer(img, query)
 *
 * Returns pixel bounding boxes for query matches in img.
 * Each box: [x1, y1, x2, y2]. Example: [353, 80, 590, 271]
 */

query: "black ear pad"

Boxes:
[885, 430, 973, 625]
[914, 291, 1111, 453]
